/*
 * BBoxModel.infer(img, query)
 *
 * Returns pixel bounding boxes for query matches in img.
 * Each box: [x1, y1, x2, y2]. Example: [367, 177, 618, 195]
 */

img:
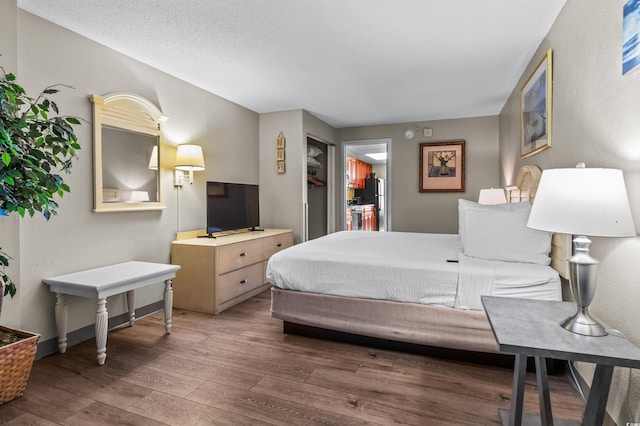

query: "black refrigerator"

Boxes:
[357, 175, 385, 231]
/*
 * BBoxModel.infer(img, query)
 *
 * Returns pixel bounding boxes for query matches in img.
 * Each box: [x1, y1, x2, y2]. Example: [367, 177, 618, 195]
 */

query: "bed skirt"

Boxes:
[270, 287, 501, 354]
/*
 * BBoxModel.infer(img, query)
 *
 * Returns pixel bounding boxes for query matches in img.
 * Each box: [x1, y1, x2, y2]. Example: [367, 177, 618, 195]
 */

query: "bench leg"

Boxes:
[96, 298, 108, 365]
[55, 293, 68, 353]
[127, 290, 136, 326]
[164, 279, 173, 333]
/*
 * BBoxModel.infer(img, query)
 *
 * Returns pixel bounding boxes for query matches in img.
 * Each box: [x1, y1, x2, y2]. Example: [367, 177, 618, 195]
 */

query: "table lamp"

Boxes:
[478, 188, 507, 205]
[527, 165, 636, 336]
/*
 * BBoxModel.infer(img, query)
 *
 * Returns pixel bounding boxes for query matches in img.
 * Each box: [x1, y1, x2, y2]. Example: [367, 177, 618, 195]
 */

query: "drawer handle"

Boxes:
[240, 279, 247, 284]
[240, 252, 247, 257]
[277, 243, 282, 247]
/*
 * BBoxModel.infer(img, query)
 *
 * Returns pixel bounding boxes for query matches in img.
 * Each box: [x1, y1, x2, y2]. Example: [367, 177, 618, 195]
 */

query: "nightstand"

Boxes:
[482, 296, 640, 426]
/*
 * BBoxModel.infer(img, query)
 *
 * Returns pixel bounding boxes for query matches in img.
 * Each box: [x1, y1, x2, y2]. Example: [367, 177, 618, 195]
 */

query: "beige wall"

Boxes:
[5, 9, 259, 343]
[0, 1, 20, 330]
[258, 110, 338, 243]
[339, 116, 500, 234]
[499, 0, 640, 422]
[259, 110, 305, 241]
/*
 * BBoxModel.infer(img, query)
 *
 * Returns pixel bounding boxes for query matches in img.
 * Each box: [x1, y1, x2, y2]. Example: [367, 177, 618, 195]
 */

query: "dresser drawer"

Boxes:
[217, 263, 263, 304]
[262, 232, 294, 260]
[217, 239, 262, 274]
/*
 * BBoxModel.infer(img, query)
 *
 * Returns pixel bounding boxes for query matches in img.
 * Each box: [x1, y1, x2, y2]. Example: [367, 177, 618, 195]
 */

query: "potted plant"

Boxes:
[0, 58, 80, 404]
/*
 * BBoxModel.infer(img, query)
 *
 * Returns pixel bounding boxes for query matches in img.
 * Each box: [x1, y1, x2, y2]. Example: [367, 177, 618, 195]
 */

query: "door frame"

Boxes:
[341, 138, 391, 231]
[303, 134, 336, 242]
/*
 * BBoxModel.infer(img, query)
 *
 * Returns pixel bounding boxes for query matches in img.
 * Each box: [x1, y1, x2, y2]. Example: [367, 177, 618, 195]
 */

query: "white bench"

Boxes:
[43, 261, 181, 365]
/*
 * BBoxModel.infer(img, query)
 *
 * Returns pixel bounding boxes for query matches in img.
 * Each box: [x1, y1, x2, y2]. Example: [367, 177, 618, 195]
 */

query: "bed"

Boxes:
[266, 166, 571, 355]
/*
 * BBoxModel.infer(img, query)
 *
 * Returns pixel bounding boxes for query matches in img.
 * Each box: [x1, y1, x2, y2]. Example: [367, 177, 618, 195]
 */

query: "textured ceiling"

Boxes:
[18, 0, 566, 128]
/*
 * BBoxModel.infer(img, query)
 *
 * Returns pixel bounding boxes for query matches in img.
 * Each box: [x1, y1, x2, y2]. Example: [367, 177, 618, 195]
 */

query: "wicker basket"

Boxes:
[0, 326, 40, 405]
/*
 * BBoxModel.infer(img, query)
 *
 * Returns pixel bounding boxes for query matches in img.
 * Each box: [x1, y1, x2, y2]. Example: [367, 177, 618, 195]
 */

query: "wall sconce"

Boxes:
[174, 144, 205, 185]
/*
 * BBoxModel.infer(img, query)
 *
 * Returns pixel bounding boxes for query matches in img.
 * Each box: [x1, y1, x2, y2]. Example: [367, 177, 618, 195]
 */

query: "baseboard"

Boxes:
[34, 300, 165, 359]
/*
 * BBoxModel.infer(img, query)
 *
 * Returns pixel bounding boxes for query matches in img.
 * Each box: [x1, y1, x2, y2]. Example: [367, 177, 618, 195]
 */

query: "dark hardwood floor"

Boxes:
[0, 291, 584, 425]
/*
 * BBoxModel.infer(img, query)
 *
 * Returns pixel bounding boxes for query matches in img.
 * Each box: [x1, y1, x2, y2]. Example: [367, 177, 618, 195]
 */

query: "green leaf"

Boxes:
[66, 117, 81, 125]
[43, 88, 58, 94]
[1, 151, 9, 166]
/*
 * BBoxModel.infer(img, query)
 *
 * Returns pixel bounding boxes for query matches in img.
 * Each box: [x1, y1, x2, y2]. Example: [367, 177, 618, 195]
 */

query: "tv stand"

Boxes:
[250, 227, 265, 232]
[171, 229, 293, 314]
[197, 233, 217, 239]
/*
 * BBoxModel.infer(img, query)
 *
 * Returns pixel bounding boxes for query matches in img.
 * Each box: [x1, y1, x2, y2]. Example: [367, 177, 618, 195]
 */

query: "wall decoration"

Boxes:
[419, 140, 465, 192]
[276, 132, 286, 174]
[521, 49, 552, 158]
[624, 0, 640, 75]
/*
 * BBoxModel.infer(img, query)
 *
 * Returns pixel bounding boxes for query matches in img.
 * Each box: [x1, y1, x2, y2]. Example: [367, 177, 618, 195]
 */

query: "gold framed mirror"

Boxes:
[89, 93, 168, 212]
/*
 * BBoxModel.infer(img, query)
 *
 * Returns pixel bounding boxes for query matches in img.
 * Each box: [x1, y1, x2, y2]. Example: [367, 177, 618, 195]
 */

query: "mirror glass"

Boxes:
[101, 127, 159, 203]
[91, 93, 167, 212]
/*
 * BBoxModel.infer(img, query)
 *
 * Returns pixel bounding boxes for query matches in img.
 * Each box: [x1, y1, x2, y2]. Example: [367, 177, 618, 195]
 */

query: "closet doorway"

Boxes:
[306, 136, 335, 241]
[342, 139, 391, 232]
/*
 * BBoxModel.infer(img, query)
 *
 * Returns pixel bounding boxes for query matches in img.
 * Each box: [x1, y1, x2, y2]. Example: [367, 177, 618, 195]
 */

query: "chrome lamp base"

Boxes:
[561, 310, 607, 337]
[563, 235, 608, 337]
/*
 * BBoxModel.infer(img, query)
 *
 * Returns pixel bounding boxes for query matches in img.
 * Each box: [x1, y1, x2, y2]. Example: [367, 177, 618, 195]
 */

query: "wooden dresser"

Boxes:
[171, 228, 293, 314]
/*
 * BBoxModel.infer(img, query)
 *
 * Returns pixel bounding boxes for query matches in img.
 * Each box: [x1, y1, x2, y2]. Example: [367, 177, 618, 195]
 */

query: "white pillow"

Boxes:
[458, 199, 530, 244]
[458, 199, 551, 265]
[307, 145, 323, 157]
[307, 156, 321, 167]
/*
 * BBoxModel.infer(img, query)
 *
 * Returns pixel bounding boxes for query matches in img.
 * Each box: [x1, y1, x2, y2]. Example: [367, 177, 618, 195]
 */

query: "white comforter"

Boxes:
[266, 231, 561, 311]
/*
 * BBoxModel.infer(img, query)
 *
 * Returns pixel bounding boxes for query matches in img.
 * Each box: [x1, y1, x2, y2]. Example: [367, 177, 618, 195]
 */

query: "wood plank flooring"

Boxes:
[0, 290, 585, 425]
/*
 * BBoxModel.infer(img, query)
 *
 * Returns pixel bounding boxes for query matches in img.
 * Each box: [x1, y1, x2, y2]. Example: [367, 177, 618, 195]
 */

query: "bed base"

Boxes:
[272, 288, 565, 373]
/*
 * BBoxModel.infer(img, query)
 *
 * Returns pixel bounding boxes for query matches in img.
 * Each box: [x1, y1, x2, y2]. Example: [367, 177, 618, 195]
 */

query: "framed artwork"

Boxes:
[276, 161, 285, 174]
[521, 49, 552, 158]
[623, 0, 640, 75]
[276, 149, 285, 161]
[419, 140, 465, 193]
[276, 132, 286, 149]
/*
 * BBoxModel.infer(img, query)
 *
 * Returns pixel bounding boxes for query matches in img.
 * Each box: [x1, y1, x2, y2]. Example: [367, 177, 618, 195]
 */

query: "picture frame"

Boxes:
[419, 140, 465, 193]
[276, 149, 285, 161]
[623, 0, 640, 75]
[521, 49, 552, 158]
[276, 132, 286, 149]
[276, 161, 285, 174]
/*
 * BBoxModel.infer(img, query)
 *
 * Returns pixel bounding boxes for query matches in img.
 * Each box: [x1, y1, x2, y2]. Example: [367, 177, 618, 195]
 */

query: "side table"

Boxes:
[43, 261, 181, 365]
[482, 296, 640, 426]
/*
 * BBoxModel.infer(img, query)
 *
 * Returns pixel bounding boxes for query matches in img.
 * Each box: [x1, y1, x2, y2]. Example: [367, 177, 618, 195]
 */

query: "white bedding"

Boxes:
[266, 231, 561, 311]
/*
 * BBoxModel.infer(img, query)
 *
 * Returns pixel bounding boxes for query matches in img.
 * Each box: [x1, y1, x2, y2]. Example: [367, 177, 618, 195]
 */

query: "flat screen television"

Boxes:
[206, 181, 260, 235]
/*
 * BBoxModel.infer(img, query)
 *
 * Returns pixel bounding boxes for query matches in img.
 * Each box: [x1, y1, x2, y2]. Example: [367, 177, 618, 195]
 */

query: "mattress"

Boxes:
[266, 231, 561, 311]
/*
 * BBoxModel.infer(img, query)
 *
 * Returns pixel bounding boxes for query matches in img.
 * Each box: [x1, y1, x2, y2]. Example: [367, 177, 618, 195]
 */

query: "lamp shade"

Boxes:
[527, 168, 636, 237]
[148, 145, 158, 170]
[175, 144, 205, 171]
[478, 188, 507, 205]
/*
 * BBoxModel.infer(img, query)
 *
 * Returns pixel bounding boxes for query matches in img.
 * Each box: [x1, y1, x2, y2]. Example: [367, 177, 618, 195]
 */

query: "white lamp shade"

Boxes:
[478, 188, 507, 205]
[175, 144, 205, 171]
[148, 145, 158, 170]
[129, 190, 150, 202]
[527, 168, 636, 237]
